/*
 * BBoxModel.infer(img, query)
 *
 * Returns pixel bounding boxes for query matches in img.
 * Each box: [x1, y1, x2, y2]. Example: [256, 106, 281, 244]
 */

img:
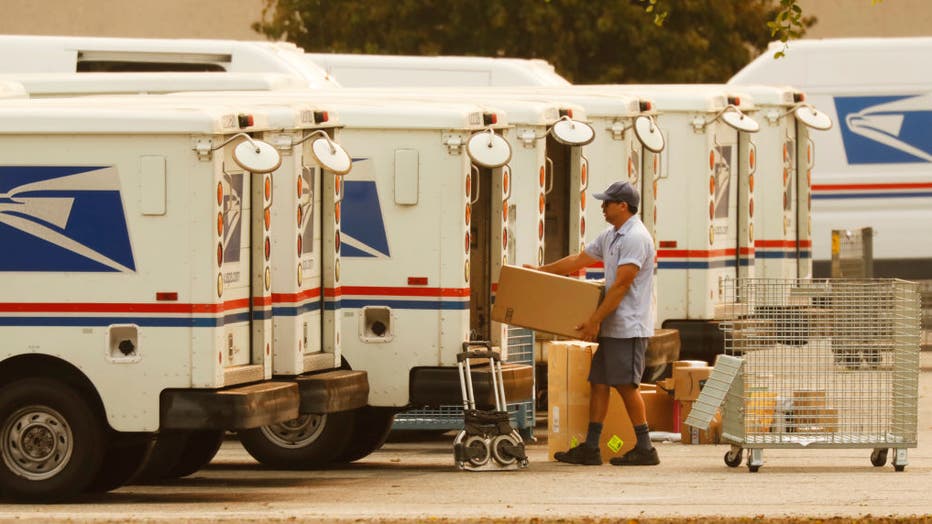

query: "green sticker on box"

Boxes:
[606, 434, 624, 453]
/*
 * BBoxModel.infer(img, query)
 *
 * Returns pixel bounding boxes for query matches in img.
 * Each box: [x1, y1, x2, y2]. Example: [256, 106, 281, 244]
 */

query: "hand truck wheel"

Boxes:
[491, 434, 521, 466]
[464, 435, 490, 468]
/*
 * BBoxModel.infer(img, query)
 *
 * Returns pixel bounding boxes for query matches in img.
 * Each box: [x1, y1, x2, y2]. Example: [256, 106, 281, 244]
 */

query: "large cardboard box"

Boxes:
[492, 265, 602, 339]
[547, 341, 636, 461]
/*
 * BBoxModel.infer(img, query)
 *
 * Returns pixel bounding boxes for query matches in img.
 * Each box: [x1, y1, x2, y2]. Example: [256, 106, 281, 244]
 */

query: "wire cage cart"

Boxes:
[392, 327, 536, 439]
[686, 278, 920, 472]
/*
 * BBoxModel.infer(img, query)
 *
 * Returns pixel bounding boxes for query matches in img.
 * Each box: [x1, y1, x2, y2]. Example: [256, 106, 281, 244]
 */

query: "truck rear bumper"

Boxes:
[294, 369, 369, 414]
[160, 381, 300, 431]
[409, 363, 534, 409]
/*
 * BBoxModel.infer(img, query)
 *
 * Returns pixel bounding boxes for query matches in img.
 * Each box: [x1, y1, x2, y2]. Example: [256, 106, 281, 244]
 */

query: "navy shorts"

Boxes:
[588, 337, 649, 386]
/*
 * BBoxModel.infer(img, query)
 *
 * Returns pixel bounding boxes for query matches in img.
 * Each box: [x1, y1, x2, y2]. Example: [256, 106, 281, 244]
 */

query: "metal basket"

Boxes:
[699, 278, 920, 471]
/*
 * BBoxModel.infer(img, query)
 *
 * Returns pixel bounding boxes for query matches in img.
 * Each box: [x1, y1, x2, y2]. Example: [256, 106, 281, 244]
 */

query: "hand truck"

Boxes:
[453, 342, 528, 471]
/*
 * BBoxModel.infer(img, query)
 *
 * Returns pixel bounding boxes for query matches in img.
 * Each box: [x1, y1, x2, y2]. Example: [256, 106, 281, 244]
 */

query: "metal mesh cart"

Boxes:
[392, 327, 536, 439]
[687, 278, 920, 472]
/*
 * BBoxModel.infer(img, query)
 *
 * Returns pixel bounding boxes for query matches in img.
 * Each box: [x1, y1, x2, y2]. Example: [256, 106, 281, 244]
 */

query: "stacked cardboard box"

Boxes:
[671, 361, 721, 444]
[546, 341, 636, 461]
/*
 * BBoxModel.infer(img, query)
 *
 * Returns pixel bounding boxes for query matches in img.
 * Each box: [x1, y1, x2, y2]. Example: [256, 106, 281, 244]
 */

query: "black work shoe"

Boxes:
[609, 447, 660, 466]
[554, 444, 602, 465]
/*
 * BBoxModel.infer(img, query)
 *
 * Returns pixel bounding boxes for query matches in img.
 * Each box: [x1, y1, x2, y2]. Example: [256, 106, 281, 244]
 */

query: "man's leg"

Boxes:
[584, 383, 611, 448]
[611, 384, 660, 465]
[616, 384, 646, 426]
[553, 377, 610, 465]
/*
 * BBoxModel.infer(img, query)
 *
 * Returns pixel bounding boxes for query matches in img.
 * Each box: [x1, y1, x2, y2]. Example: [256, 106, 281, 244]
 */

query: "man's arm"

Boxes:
[529, 251, 598, 276]
[575, 263, 639, 341]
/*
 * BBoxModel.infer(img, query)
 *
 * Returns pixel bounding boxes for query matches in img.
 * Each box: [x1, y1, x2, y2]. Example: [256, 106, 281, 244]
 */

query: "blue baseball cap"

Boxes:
[593, 181, 640, 211]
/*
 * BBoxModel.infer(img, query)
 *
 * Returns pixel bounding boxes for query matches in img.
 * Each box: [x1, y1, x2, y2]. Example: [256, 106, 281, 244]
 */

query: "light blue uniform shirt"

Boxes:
[584, 215, 655, 338]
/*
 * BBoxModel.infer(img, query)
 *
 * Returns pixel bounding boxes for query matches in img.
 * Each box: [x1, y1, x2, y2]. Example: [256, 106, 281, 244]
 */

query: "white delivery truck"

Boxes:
[163, 89, 535, 462]
[0, 96, 304, 500]
[573, 85, 760, 362]
[715, 84, 833, 280]
[7, 76, 373, 470]
[730, 37, 932, 281]
[305, 53, 571, 87]
[335, 92, 596, 431]
[115, 93, 366, 475]
[0, 35, 338, 87]
[471, 89, 682, 376]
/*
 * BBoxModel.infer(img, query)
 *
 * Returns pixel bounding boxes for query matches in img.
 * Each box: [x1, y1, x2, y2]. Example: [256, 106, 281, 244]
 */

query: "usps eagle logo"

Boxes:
[0, 166, 135, 272]
[340, 158, 390, 258]
[835, 94, 932, 164]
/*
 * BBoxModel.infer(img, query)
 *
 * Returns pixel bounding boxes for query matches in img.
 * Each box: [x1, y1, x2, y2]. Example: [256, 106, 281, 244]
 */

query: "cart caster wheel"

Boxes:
[870, 448, 888, 467]
[724, 448, 743, 468]
[894, 464, 905, 472]
[748, 465, 760, 473]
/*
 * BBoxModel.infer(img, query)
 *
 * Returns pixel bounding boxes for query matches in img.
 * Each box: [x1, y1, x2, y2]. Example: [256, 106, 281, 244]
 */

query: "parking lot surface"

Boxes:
[0, 352, 930, 523]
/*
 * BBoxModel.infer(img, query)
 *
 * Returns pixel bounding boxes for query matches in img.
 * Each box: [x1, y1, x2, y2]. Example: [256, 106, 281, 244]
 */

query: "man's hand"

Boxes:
[575, 317, 600, 342]
[522, 263, 539, 271]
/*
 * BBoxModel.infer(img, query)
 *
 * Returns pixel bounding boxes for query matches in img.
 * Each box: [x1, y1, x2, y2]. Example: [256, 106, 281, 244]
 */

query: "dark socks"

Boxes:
[584, 422, 603, 449]
[634, 423, 652, 450]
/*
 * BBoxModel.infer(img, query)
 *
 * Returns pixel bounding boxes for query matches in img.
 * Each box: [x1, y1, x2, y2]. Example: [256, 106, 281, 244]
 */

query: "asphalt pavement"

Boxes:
[0, 352, 930, 523]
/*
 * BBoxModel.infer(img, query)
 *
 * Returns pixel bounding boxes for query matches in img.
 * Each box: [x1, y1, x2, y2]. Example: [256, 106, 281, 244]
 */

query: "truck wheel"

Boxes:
[85, 433, 154, 493]
[334, 407, 396, 463]
[0, 378, 104, 502]
[129, 431, 188, 483]
[166, 430, 225, 478]
[239, 411, 355, 469]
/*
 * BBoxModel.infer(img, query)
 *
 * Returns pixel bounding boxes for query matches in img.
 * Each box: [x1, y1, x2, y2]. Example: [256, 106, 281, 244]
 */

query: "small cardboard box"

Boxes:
[547, 341, 636, 461]
[492, 265, 602, 339]
[672, 365, 713, 401]
[679, 400, 722, 445]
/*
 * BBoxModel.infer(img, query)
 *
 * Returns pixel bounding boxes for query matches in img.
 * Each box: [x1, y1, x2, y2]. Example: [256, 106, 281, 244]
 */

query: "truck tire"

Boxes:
[334, 406, 396, 463]
[166, 430, 225, 478]
[85, 432, 154, 493]
[129, 431, 188, 483]
[239, 411, 355, 469]
[0, 378, 105, 502]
